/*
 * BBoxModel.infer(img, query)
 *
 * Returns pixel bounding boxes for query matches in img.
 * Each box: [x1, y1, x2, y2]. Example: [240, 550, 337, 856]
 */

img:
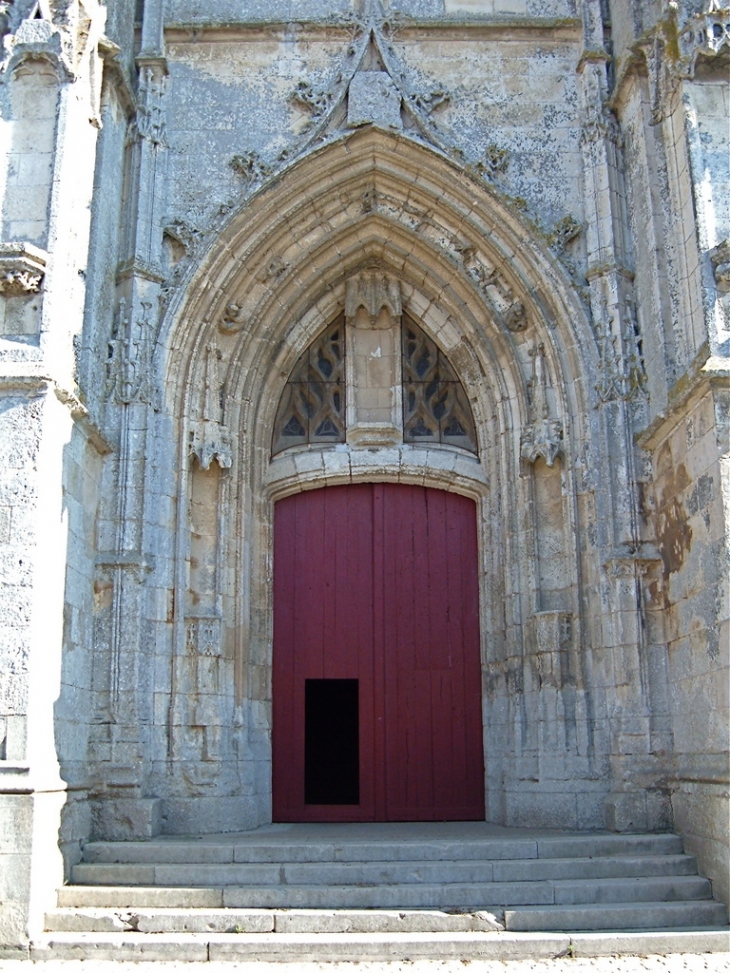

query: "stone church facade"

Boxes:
[0, 0, 728, 947]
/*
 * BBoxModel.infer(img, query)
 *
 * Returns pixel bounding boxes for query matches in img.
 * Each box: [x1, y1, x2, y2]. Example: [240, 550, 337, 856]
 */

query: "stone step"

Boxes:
[71, 853, 698, 887]
[44, 907, 504, 934]
[56, 875, 714, 910]
[30, 927, 730, 963]
[504, 900, 729, 932]
[80, 832, 684, 865]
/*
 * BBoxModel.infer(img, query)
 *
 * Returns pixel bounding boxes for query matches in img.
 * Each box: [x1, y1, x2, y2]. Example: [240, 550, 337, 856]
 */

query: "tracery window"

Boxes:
[272, 317, 346, 456]
[402, 317, 478, 454]
[272, 312, 478, 457]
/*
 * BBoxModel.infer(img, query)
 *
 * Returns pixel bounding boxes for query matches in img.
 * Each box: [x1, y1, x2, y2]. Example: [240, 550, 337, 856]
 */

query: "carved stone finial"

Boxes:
[106, 298, 154, 406]
[229, 150, 273, 187]
[476, 144, 508, 178]
[345, 270, 402, 324]
[521, 342, 563, 467]
[593, 294, 647, 404]
[290, 79, 330, 116]
[550, 215, 582, 253]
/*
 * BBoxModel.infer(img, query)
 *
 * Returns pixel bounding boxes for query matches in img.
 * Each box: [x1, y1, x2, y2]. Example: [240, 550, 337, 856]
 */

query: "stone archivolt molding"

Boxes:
[163, 129, 590, 493]
[0, 241, 47, 296]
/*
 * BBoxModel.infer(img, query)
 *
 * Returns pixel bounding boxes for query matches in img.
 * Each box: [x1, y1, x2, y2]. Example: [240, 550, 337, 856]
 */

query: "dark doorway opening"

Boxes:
[304, 679, 360, 805]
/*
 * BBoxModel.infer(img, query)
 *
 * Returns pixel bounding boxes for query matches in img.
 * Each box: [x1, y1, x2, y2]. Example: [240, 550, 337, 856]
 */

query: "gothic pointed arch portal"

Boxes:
[158, 127, 601, 834]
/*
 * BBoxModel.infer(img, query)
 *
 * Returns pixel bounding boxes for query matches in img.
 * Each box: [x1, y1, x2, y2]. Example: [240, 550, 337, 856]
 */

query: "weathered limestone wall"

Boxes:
[0, 0, 107, 946]
[163, 24, 584, 262]
[640, 383, 730, 906]
[610, 0, 730, 905]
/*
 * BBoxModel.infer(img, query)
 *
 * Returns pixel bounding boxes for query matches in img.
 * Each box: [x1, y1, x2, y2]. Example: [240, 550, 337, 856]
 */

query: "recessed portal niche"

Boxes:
[304, 679, 360, 805]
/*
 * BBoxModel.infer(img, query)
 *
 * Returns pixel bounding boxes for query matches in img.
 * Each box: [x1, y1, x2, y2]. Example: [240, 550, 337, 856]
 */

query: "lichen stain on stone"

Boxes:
[657, 494, 693, 577]
[654, 449, 693, 579]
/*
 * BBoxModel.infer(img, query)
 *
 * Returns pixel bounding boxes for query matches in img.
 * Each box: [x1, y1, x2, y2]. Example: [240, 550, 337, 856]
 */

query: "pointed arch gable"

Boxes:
[160, 127, 595, 447]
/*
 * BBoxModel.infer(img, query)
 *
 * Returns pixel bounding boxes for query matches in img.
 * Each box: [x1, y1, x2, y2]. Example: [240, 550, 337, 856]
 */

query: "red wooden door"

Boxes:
[272, 483, 484, 822]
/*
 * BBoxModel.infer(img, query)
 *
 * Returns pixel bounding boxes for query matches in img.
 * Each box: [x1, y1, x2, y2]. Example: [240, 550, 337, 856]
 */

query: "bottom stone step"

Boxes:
[505, 900, 729, 932]
[30, 928, 730, 963]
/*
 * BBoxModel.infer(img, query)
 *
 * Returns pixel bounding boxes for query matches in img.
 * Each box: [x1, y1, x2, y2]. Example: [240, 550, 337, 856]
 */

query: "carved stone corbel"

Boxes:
[345, 269, 402, 327]
[521, 342, 563, 467]
[0, 242, 47, 296]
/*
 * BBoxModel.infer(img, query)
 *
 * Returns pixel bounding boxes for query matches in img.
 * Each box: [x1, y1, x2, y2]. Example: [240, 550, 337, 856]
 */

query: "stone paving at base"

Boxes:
[1, 954, 729, 972]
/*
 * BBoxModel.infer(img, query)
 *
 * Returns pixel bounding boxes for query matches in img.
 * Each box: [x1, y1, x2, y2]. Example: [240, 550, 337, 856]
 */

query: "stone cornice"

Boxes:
[636, 346, 730, 449]
[163, 18, 581, 44]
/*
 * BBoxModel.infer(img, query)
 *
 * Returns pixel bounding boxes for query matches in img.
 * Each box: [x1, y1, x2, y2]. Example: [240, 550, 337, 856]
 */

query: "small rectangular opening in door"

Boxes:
[305, 679, 359, 805]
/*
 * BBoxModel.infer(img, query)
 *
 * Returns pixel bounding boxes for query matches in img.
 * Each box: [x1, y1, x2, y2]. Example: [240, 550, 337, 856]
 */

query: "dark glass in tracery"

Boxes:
[402, 316, 478, 454]
[272, 317, 346, 456]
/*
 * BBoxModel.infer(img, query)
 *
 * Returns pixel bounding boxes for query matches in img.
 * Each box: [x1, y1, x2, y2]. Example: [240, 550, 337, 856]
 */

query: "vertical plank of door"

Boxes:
[272, 495, 295, 820]
[428, 487, 455, 818]
[348, 484, 376, 819]
[372, 483, 387, 820]
[460, 494, 486, 816]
